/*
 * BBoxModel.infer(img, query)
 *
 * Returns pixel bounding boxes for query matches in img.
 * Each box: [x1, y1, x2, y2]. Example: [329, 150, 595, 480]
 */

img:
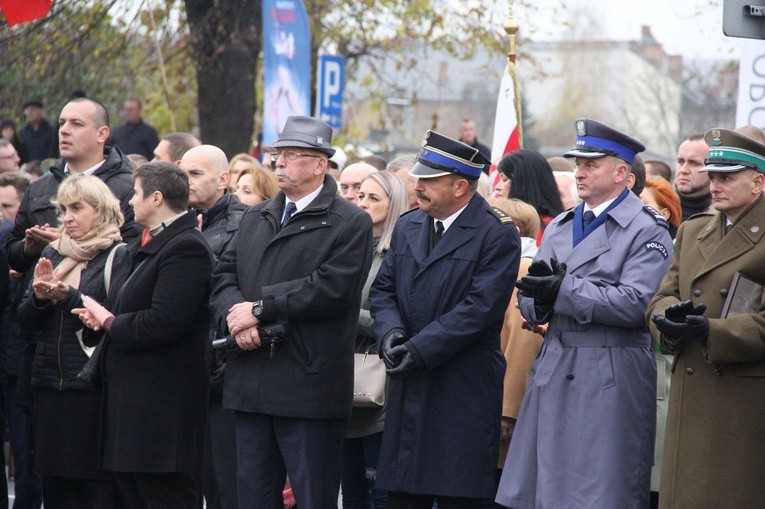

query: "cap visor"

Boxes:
[700, 163, 748, 173]
[409, 161, 452, 178]
[563, 149, 608, 159]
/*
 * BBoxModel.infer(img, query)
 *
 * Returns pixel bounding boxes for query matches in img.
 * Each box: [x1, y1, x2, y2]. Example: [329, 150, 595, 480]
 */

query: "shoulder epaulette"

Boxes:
[400, 207, 420, 217]
[642, 205, 669, 230]
[686, 211, 715, 221]
[489, 206, 515, 225]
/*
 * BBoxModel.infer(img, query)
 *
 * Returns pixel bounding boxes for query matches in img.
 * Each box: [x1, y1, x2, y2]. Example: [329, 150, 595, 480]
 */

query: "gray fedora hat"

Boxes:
[265, 116, 336, 157]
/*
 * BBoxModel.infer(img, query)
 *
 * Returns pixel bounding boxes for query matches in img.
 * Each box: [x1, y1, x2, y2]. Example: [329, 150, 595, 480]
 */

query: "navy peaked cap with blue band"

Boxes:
[563, 118, 645, 165]
[409, 130, 490, 180]
[701, 127, 765, 174]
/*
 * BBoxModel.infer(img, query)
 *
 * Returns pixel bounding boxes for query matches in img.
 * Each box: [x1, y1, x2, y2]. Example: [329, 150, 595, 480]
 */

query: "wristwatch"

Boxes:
[251, 300, 263, 318]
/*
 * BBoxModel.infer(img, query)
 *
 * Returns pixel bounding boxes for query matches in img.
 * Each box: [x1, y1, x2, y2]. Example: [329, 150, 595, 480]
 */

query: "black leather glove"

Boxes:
[664, 300, 707, 324]
[386, 344, 417, 379]
[381, 329, 407, 369]
[516, 258, 567, 308]
[652, 303, 710, 346]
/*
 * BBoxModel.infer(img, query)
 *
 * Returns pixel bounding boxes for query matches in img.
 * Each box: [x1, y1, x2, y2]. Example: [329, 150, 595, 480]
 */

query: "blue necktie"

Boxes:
[583, 210, 595, 229]
[282, 202, 297, 228]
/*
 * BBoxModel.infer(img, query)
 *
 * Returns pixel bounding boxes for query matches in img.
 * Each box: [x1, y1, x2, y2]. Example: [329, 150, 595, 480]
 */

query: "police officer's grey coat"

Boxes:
[370, 193, 521, 498]
[496, 191, 672, 508]
[646, 199, 765, 508]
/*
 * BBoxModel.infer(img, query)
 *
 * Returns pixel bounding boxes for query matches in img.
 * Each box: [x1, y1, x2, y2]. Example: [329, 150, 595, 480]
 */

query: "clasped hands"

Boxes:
[227, 302, 261, 350]
[515, 258, 567, 315]
[651, 300, 709, 346]
[32, 257, 69, 302]
[381, 329, 419, 379]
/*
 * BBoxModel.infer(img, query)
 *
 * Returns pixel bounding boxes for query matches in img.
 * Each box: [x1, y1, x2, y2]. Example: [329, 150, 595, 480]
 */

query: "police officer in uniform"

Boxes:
[370, 131, 521, 507]
[496, 119, 673, 508]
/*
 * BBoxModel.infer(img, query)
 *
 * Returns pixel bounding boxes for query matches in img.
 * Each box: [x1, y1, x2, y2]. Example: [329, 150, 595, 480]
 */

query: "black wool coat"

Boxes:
[211, 176, 373, 420]
[100, 212, 212, 476]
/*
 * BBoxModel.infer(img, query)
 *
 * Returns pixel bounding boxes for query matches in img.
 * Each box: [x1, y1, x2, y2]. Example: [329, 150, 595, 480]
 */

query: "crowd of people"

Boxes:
[0, 94, 763, 509]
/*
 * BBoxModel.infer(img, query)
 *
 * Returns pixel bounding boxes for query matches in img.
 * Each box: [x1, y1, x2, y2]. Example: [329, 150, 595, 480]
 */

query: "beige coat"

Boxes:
[498, 257, 543, 465]
[647, 197, 765, 509]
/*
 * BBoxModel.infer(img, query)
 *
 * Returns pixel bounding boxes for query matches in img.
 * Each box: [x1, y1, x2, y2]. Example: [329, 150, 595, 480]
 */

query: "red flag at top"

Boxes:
[0, 0, 51, 27]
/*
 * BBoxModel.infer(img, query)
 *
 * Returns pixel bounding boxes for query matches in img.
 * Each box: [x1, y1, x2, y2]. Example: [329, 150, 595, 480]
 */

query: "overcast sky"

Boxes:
[518, 0, 743, 60]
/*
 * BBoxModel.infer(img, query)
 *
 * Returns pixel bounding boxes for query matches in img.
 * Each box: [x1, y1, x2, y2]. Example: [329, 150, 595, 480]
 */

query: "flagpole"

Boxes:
[504, 12, 522, 149]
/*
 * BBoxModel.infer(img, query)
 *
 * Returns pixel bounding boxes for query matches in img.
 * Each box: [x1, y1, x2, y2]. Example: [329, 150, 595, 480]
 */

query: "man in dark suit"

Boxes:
[210, 115, 373, 508]
[369, 131, 521, 507]
[75, 162, 212, 508]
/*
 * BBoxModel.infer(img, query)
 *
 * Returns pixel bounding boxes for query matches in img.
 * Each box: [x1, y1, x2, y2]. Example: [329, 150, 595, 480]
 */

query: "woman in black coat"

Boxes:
[74, 162, 212, 508]
[17, 175, 129, 508]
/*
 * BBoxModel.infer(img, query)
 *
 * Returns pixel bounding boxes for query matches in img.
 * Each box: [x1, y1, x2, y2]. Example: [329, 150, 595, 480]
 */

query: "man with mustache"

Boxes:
[370, 130, 521, 507]
[210, 115, 373, 508]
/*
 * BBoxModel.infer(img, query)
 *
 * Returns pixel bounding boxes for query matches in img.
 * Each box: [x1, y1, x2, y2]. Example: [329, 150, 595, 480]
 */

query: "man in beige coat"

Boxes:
[647, 127, 765, 508]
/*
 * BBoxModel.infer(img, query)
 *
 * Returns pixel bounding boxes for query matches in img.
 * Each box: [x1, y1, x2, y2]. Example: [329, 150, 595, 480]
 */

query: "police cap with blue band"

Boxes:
[701, 127, 765, 174]
[409, 130, 490, 180]
[563, 118, 646, 165]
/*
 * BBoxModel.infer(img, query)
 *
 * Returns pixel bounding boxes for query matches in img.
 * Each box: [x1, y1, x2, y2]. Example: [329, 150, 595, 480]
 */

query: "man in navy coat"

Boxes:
[370, 131, 521, 507]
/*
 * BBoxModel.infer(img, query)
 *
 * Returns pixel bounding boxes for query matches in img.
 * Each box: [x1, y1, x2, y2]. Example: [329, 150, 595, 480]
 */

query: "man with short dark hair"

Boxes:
[6, 97, 139, 275]
[675, 134, 711, 220]
[153, 132, 201, 165]
[645, 159, 672, 182]
[109, 99, 160, 161]
[648, 128, 765, 508]
[370, 131, 521, 506]
[0, 171, 29, 224]
[19, 100, 57, 161]
[497, 119, 672, 508]
[459, 118, 491, 165]
[211, 116, 373, 508]
[0, 140, 21, 173]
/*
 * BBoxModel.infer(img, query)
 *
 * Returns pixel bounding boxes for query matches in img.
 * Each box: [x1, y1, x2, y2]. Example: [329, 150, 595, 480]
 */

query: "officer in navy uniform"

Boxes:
[496, 119, 673, 508]
[370, 131, 521, 508]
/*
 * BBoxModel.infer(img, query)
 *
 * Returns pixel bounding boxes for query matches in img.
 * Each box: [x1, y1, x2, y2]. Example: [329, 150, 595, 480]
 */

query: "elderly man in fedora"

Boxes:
[210, 115, 373, 508]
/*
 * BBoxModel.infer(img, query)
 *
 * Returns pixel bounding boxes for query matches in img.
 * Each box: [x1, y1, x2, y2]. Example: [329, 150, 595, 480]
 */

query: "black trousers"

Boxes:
[115, 472, 199, 509]
[234, 411, 346, 509]
[41, 475, 124, 509]
[387, 492, 486, 509]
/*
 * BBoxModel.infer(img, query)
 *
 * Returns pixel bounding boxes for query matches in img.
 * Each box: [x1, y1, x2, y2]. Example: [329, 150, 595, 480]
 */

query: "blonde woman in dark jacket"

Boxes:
[18, 175, 129, 509]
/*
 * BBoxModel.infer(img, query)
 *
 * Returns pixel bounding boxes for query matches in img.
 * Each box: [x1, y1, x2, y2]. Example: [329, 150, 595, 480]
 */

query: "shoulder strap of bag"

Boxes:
[103, 242, 126, 295]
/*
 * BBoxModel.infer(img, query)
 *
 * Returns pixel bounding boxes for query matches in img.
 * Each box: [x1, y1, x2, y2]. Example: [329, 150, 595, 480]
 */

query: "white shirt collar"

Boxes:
[584, 197, 617, 218]
[64, 159, 105, 176]
[436, 202, 470, 233]
[284, 184, 324, 221]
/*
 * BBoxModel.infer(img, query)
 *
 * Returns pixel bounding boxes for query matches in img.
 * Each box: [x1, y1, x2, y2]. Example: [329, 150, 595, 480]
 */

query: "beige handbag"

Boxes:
[353, 347, 386, 408]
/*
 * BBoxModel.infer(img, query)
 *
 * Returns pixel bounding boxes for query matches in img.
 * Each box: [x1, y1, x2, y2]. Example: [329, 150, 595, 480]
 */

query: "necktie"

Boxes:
[433, 220, 444, 248]
[281, 202, 297, 228]
[583, 210, 596, 230]
[140, 226, 153, 247]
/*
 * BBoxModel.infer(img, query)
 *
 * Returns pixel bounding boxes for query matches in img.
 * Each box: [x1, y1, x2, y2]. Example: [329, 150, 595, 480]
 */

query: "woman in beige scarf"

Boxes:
[17, 175, 130, 508]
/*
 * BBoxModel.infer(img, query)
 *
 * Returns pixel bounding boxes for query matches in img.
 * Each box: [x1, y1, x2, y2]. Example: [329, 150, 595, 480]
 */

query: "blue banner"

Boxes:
[262, 0, 311, 147]
[316, 55, 345, 129]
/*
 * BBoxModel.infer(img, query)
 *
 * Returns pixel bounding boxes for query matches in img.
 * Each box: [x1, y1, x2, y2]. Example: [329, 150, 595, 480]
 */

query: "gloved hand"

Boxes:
[516, 258, 567, 308]
[664, 300, 707, 324]
[381, 329, 407, 369]
[386, 344, 418, 379]
[652, 301, 709, 346]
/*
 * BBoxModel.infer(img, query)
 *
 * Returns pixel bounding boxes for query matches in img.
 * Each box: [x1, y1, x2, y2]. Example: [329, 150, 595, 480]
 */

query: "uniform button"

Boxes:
[566, 374, 574, 381]
[693, 289, 702, 297]
[720, 288, 728, 296]
[686, 367, 694, 375]
[300, 226, 305, 230]
[713, 368, 722, 376]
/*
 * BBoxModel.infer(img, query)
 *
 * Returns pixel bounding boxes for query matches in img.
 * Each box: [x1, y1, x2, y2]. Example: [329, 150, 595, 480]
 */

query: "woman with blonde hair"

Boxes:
[18, 175, 130, 508]
[234, 165, 278, 206]
[342, 171, 408, 508]
[227, 153, 264, 192]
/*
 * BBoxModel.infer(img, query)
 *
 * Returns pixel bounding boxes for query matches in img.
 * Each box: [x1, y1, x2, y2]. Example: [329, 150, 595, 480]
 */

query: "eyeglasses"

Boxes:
[270, 150, 324, 163]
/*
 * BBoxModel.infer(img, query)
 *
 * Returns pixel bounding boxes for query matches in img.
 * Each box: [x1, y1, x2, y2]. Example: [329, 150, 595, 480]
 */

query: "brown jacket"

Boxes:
[499, 257, 543, 465]
[647, 197, 765, 508]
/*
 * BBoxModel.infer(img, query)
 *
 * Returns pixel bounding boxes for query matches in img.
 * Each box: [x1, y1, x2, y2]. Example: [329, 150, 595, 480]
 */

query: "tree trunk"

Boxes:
[185, 0, 261, 158]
